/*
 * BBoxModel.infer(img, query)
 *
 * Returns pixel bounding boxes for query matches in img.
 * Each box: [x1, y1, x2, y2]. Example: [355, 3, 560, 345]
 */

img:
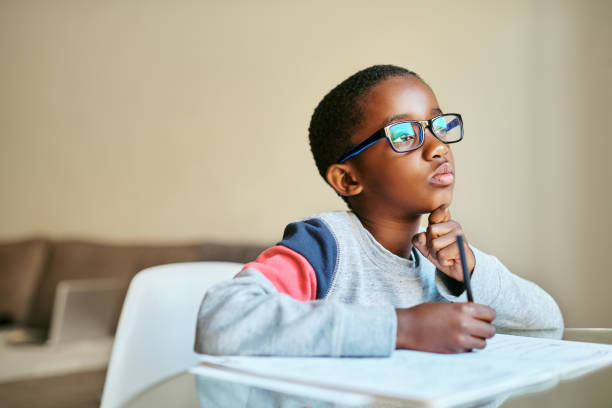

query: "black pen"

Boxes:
[457, 235, 474, 302]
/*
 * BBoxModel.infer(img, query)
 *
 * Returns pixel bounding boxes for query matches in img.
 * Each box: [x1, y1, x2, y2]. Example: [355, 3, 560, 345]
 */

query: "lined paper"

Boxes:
[193, 334, 612, 407]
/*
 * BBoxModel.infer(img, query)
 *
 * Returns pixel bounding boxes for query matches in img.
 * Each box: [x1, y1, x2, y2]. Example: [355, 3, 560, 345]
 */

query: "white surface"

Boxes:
[192, 364, 373, 406]
[194, 334, 612, 407]
[0, 277, 122, 383]
[0, 329, 113, 382]
[100, 261, 242, 408]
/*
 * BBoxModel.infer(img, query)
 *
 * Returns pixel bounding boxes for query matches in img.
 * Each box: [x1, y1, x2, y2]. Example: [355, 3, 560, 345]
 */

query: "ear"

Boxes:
[325, 163, 363, 197]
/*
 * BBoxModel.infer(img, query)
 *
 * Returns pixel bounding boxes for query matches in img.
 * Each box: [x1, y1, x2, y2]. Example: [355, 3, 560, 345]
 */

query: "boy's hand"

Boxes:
[412, 205, 475, 282]
[396, 302, 496, 353]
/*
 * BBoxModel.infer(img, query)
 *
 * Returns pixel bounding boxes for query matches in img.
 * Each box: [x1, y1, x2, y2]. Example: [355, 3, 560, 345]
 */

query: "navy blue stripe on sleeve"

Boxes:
[277, 218, 338, 299]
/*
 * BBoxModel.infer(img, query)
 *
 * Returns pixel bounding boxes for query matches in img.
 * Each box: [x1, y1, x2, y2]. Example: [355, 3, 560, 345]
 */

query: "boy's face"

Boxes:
[348, 76, 455, 217]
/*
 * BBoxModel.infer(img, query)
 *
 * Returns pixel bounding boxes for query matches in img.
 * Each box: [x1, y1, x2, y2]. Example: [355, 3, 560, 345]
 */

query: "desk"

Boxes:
[125, 329, 612, 408]
[0, 328, 113, 382]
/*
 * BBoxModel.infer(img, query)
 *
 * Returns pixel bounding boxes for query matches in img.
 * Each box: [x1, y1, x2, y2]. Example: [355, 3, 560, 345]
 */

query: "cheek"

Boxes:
[396, 155, 429, 182]
[376, 156, 428, 193]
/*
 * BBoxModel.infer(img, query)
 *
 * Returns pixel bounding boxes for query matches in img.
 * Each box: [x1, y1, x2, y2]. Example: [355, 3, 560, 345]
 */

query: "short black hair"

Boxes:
[308, 65, 421, 181]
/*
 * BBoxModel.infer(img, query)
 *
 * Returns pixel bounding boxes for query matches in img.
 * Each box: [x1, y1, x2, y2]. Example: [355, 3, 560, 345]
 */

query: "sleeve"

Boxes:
[241, 245, 318, 302]
[435, 246, 564, 330]
[194, 268, 397, 356]
[194, 218, 397, 356]
[237, 217, 338, 301]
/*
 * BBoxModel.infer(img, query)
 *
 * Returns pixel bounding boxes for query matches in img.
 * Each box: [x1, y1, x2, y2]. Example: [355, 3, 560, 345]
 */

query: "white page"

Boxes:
[193, 334, 612, 407]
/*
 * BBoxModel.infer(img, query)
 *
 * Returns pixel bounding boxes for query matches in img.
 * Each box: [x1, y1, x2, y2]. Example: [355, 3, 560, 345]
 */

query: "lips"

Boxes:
[430, 162, 455, 185]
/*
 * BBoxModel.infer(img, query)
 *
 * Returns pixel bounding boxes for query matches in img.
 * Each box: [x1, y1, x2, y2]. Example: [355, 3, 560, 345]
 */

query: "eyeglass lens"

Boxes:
[388, 122, 422, 152]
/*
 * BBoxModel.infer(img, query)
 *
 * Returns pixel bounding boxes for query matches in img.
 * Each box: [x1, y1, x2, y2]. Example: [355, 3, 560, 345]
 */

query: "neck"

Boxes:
[353, 211, 422, 258]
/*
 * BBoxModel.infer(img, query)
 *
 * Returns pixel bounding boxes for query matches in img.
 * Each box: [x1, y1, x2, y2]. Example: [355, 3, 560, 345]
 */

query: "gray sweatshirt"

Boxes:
[195, 211, 563, 356]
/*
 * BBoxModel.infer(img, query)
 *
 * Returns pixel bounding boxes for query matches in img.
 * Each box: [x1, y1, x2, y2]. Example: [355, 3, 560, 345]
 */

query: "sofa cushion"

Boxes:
[197, 242, 266, 265]
[26, 240, 268, 330]
[0, 239, 49, 325]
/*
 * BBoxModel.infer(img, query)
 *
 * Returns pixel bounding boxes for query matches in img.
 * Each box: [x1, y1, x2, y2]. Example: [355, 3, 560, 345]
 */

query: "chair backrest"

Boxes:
[100, 261, 242, 408]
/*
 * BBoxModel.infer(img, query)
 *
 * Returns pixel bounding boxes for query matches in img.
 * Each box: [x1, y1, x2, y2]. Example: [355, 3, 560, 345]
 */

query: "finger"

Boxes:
[427, 222, 457, 239]
[428, 205, 451, 224]
[470, 304, 497, 322]
[412, 232, 429, 258]
[455, 333, 485, 352]
[466, 335, 488, 350]
[468, 320, 496, 339]
[437, 243, 461, 266]
[430, 229, 460, 252]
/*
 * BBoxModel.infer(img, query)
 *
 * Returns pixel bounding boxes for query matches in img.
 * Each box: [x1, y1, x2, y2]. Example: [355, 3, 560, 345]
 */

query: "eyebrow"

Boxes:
[383, 108, 443, 126]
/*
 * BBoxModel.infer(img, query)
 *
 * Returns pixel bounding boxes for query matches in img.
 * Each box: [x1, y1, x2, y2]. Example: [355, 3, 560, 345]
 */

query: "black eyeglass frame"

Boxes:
[336, 113, 463, 164]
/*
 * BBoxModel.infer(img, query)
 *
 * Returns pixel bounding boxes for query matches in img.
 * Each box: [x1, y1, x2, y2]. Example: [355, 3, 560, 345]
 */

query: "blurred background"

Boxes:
[1, 0, 610, 330]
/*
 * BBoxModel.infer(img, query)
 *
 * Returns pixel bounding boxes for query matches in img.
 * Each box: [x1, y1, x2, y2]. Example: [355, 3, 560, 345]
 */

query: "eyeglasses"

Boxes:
[337, 113, 463, 163]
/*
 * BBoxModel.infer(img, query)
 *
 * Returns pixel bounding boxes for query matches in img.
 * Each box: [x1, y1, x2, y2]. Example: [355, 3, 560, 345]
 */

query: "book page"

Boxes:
[193, 334, 612, 407]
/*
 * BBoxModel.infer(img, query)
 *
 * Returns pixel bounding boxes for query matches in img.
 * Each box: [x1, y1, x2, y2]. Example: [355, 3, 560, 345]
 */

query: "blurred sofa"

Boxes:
[0, 236, 268, 407]
[0, 237, 267, 333]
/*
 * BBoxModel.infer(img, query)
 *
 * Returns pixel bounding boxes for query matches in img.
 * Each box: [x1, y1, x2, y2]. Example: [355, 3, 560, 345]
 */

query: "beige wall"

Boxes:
[1, 0, 610, 327]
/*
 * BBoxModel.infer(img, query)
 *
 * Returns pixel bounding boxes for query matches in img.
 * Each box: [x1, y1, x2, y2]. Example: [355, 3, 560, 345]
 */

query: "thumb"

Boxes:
[429, 204, 451, 224]
[412, 232, 428, 257]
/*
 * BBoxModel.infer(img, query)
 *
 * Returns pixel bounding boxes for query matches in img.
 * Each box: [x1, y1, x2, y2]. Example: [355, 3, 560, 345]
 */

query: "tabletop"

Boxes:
[125, 328, 612, 408]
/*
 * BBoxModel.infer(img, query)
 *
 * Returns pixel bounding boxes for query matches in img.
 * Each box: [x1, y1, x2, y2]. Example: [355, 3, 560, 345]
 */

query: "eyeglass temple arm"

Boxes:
[337, 129, 386, 164]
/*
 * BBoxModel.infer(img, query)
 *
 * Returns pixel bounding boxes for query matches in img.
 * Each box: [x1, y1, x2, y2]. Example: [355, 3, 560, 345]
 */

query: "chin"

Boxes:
[426, 195, 453, 212]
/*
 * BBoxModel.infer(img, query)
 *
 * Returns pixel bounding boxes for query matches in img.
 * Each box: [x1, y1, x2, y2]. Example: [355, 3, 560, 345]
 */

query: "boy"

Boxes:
[195, 65, 563, 356]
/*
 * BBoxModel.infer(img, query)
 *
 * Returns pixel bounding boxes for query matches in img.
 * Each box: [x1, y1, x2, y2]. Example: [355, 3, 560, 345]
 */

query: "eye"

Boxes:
[392, 132, 415, 143]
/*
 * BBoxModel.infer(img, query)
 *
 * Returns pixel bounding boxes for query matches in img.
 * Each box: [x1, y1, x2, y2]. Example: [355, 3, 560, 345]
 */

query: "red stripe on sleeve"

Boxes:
[238, 245, 317, 302]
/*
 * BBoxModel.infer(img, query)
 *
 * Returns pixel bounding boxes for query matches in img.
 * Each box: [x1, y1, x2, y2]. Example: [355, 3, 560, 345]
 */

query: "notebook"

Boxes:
[193, 333, 612, 407]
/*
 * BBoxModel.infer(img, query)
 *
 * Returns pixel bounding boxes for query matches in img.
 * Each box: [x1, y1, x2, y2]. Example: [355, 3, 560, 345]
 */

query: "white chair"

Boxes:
[100, 261, 242, 408]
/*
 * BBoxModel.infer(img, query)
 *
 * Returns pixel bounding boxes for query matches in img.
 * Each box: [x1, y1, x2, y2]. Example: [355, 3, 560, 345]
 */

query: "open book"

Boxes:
[193, 333, 612, 407]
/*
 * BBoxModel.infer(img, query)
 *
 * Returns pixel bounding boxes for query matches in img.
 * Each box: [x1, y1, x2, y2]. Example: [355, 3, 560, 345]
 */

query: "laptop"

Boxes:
[5, 279, 122, 346]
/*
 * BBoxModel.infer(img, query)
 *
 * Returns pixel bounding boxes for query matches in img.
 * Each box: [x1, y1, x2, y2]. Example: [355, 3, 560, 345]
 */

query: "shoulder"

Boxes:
[280, 211, 349, 240]
[279, 210, 355, 245]
[278, 212, 346, 272]
[277, 211, 351, 298]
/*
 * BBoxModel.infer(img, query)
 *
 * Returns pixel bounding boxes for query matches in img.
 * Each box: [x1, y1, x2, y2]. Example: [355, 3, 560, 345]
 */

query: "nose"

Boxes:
[422, 128, 449, 160]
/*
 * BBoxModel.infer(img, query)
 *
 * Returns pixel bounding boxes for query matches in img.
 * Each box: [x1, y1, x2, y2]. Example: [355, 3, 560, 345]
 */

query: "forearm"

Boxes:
[436, 247, 564, 330]
[195, 268, 397, 356]
[484, 267, 564, 330]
